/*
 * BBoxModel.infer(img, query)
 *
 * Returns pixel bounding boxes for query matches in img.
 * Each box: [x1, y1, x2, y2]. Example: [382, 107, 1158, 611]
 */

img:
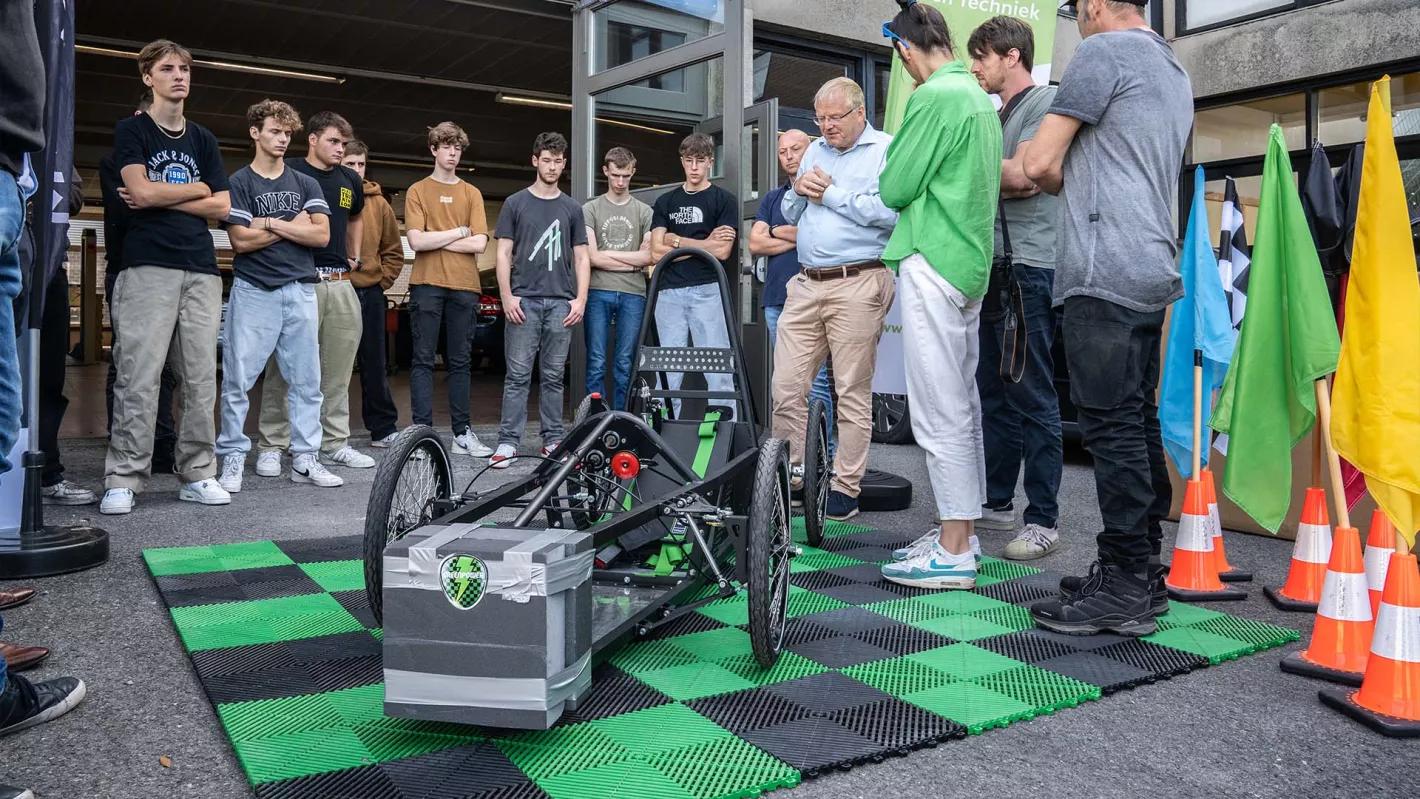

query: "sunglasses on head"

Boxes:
[881, 22, 908, 50]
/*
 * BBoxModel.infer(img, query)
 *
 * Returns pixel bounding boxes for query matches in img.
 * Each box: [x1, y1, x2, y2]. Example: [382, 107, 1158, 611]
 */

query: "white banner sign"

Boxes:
[872, 278, 907, 395]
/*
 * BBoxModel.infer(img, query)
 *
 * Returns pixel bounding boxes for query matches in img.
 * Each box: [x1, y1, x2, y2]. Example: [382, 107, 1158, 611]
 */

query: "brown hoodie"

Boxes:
[351, 179, 405, 289]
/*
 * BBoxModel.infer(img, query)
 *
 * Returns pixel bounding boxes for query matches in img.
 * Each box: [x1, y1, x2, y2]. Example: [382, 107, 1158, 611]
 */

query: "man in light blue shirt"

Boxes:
[771, 77, 898, 522]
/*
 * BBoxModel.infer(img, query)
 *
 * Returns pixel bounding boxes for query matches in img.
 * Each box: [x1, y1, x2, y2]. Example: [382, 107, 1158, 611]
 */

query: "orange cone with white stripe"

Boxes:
[1265, 486, 1332, 612]
[1364, 510, 1397, 619]
[1281, 526, 1373, 685]
[1166, 479, 1246, 602]
[1202, 468, 1251, 582]
[1320, 552, 1420, 737]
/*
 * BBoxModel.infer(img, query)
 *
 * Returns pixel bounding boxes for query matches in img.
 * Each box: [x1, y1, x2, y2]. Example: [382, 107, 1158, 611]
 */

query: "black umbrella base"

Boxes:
[0, 525, 110, 578]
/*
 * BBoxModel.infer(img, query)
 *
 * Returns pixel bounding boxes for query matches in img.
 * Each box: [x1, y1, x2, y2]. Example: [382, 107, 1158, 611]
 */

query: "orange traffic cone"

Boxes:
[1201, 468, 1251, 582]
[1166, 479, 1246, 602]
[1364, 509, 1397, 619]
[1320, 551, 1420, 737]
[1280, 526, 1373, 686]
[1265, 486, 1332, 611]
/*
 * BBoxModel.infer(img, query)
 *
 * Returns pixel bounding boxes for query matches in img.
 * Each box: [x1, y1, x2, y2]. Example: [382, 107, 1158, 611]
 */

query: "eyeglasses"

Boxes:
[812, 106, 862, 127]
[881, 22, 909, 50]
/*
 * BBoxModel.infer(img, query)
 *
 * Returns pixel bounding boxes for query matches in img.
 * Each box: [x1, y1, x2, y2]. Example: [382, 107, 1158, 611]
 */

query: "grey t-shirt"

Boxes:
[226, 165, 330, 290]
[1050, 29, 1193, 312]
[495, 188, 588, 300]
[584, 193, 652, 296]
[996, 85, 1060, 270]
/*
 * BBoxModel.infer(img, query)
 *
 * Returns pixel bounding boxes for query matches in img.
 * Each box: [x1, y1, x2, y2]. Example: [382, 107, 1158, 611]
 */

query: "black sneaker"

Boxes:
[1033, 562, 1157, 636]
[0, 784, 35, 799]
[825, 490, 858, 521]
[1060, 562, 1168, 617]
[0, 674, 86, 738]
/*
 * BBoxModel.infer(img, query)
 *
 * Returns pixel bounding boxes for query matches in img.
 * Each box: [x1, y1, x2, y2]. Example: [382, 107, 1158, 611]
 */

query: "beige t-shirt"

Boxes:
[404, 176, 488, 292]
[583, 193, 653, 296]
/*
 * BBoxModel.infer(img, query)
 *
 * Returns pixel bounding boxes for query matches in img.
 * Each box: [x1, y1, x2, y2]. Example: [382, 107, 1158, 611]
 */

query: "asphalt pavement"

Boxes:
[2, 432, 1415, 799]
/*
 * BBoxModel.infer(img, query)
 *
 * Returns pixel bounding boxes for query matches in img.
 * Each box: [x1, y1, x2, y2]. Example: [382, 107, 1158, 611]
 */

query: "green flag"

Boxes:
[1210, 124, 1340, 533]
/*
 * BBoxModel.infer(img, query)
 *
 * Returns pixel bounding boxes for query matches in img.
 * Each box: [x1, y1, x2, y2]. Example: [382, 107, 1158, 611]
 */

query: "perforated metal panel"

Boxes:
[636, 347, 736, 374]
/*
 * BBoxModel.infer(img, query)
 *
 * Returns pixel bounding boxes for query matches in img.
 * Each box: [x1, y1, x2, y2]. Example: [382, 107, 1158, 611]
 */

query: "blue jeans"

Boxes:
[765, 304, 836, 456]
[654, 283, 735, 419]
[584, 289, 645, 410]
[499, 297, 572, 447]
[977, 264, 1062, 528]
[217, 278, 323, 456]
[0, 170, 23, 475]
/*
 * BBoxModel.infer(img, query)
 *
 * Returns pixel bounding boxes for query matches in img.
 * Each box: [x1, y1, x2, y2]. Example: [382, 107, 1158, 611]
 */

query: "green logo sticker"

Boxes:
[439, 554, 487, 610]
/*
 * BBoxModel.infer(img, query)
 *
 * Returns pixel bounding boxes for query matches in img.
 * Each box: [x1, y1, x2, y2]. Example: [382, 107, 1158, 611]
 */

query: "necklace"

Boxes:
[155, 120, 187, 140]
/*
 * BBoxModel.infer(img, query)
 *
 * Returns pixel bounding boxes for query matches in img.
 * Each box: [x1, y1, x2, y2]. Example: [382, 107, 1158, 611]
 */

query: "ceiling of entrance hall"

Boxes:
[72, 0, 656, 189]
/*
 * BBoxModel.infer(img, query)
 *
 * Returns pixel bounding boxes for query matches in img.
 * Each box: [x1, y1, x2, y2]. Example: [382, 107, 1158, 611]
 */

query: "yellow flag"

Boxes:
[1332, 76, 1420, 544]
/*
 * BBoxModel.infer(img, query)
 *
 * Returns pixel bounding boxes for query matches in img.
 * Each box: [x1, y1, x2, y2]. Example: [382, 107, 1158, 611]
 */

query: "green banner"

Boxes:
[883, 0, 1059, 133]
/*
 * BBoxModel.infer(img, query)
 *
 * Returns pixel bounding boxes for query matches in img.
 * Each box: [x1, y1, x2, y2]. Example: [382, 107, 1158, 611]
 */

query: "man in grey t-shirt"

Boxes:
[1023, 0, 1192, 635]
[583, 147, 653, 410]
[967, 16, 1064, 562]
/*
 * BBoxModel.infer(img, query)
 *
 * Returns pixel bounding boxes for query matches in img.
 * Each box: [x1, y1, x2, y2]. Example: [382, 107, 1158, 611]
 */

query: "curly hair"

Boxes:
[246, 99, 303, 134]
[428, 121, 469, 150]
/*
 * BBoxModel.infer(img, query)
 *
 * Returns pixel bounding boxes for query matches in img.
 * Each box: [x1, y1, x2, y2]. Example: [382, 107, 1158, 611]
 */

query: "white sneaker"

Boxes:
[179, 479, 231, 506]
[452, 429, 494, 458]
[255, 451, 282, 477]
[881, 541, 977, 590]
[488, 444, 517, 469]
[325, 446, 375, 469]
[892, 529, 981, 562]
[99, 488, 135, 515]
[218, 455, 244, 493]
[41, 480, 97, 506]
[1003, 523, 1061, 561]
[291, 453, 344, 487]
[977, 505, 1017, 532]
[370, 433, 400, 449]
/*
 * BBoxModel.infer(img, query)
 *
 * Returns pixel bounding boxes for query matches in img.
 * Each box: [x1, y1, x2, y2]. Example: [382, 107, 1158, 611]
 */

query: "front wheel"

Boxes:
[871, 392, 914, 445]
[363, 425, 452, 626]
[801, 399, 830, 547]
[747, 437, 791, 668]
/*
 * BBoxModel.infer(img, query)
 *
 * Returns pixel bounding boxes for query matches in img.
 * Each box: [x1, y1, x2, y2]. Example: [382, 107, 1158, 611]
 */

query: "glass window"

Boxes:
[609, 23, 687, 90]
[1316, 73, 1420, 145]
[872, 61, 891, 130]
[1202, 175, 1264, 243]
[594, 0, 724, 73]
[590, 59, 723, 196]
[752, 49, 849, 114]
[1184, 0, 1291, 30]
[1192, 93, 1306, 163]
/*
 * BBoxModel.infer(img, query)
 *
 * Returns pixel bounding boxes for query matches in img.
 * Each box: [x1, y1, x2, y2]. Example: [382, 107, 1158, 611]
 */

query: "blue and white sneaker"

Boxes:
[892, 529, 981, 562]
[881, 541, 977, 590]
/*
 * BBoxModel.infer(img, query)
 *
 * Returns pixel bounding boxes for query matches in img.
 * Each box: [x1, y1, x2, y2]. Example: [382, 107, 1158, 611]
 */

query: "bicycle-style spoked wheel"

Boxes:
[362, 425, 452, 626]
[747, 438, 791, 668]
[802, 399, 831, 547]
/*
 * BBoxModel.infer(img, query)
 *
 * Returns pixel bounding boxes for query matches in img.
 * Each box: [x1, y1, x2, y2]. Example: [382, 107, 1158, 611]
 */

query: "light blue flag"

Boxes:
[1160, 166, 1238, 477]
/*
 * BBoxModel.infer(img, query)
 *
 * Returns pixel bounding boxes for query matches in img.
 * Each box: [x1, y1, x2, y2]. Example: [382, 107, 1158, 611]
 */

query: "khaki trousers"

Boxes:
[770, 267, 894, 497]
[258, 279, 361, 454]
[105, 265, 221, 490]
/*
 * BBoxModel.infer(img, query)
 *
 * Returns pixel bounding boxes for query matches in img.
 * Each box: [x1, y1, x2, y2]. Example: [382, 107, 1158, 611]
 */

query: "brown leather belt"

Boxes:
[801, 260, 885, 281]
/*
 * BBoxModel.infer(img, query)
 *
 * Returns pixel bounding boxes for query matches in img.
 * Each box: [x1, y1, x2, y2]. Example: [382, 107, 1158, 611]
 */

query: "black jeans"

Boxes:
[409, 284, 476, 433]
[355, 284, 398, 440]
[977, 264, 1062, 528]
[104, 269, 177, 466]
[36, 268, 69, 486]
[1061, 296, 1171, 571]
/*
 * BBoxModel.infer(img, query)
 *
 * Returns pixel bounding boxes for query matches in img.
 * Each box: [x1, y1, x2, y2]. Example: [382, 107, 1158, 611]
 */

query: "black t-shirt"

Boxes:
[226, 165, 331, 290]
[285, 157, 364, 271]
[112, 114, 228, 273]
[494, 189, 588, 300]
[651, 184, 738, 290]
[98, 152, 129, 271]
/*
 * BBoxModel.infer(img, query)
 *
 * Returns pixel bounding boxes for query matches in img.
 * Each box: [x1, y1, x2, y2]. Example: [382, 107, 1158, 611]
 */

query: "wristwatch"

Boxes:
[768, 225, 778, 239]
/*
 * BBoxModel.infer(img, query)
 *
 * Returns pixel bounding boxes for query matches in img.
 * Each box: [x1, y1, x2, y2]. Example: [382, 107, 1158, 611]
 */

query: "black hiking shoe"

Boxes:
[1034, 562, 1157, 636]
[1060, 562, 1168, 616]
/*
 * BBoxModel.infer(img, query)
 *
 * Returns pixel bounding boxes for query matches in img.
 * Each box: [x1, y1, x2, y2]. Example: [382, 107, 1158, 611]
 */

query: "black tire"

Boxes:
[572, 393, 595, 430]
[801, 399, 830, 547]
[747, 437, 791, 668]
[871, 392, 914, 445]
[363, 425, 452, 626]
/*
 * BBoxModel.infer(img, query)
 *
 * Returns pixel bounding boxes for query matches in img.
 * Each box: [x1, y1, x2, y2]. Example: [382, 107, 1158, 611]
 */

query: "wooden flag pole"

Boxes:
[1313, 378, 1356, 532]
[1311, 414, 1323, 488]
[1192, 351, 1204, 478]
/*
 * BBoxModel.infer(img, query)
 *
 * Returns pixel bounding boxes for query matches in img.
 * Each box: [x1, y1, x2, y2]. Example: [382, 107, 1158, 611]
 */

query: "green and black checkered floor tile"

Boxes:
[144, 522, 1298, 799]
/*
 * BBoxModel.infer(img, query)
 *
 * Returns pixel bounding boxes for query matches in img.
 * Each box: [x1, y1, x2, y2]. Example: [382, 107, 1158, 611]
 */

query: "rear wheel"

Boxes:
[801, 399, 830, 547]
[747, 438, 791, 668]
[363, 425, 452, 626]
[871, 392, 914, 445]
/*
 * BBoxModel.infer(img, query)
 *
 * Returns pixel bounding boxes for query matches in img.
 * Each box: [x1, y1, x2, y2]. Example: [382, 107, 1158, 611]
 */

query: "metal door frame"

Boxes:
[568, 0, 748, 410]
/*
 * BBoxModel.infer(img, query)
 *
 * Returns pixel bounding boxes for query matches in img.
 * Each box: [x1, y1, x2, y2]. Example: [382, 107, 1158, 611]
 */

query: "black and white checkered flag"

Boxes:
[1217, 178, 1250, 329]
